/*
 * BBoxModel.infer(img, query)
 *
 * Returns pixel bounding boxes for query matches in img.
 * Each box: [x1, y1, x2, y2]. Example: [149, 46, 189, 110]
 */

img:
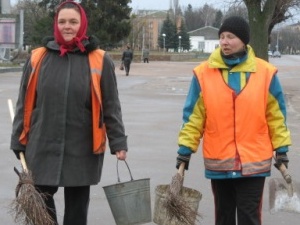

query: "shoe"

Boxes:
[126, 73, 128, 76]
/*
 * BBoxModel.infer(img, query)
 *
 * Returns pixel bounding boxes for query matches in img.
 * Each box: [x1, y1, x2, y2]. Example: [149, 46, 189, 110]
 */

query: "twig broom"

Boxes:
[163, 162, 201, 225]
[8, 99, 55, 225]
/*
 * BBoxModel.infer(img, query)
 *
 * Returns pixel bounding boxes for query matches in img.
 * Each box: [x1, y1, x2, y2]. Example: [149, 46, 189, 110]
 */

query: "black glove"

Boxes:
[176, 154, 191, 170]
[274, 152, 289, 169]
[13, 150, 24, 160]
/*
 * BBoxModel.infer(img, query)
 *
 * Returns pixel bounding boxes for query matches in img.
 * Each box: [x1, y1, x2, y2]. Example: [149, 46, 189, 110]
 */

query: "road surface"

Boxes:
[1, 55, 299, 224]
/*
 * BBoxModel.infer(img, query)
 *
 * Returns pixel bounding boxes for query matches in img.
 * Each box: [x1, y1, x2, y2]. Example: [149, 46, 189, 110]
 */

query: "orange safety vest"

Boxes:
[19, 47, 106, 154]
[194, 58, 277, 175]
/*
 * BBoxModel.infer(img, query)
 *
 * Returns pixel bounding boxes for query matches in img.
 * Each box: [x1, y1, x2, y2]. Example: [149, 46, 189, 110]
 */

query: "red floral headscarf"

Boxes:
[54, 0, 88, 56]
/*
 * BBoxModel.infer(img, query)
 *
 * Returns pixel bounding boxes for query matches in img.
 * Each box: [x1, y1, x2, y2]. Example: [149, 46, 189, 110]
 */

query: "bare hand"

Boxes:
[116, 150, 127, 160]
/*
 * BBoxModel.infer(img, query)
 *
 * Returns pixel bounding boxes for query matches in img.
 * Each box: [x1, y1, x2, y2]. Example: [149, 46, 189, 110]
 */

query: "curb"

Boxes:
[0, 67, 22, 73]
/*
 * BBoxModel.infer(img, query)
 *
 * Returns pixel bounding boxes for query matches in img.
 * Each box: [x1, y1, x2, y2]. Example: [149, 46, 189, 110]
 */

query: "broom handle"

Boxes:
[273, 155, 293, 197]
[277, 163, 292, 184]
[8, 99, 29, 174]
[273, 155, 292, 184]
[178, 162, 185, 176]
[19, 152, 28, 173]
[277, 163, 294, 197]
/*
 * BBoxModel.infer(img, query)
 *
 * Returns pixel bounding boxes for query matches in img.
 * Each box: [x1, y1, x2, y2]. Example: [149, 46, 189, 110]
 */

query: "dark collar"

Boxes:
[41, 35, 100, 54]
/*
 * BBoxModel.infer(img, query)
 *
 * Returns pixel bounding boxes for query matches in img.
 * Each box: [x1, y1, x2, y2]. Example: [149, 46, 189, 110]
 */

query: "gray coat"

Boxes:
[10, 36, 128, 187]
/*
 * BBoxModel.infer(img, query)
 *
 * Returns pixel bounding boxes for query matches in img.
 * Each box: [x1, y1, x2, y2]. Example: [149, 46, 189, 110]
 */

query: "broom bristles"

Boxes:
[163, 173, 201, 225]
[163, 194, 200, 225]
[163, 172, 201, 225]
[10, 170, 55, 225]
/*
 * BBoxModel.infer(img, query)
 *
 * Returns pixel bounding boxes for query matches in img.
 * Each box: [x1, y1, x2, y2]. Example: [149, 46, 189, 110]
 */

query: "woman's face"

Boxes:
[219, 31, 245, 55]
[57, 8, 81, 42]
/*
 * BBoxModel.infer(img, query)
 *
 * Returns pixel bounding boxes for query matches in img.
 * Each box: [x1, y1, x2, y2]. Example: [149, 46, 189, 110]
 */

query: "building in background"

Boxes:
[1, 0, 24, 61]
[188, 26, 219, 53]
[131, 10, 168, 51]
[0, 0, 11, 14]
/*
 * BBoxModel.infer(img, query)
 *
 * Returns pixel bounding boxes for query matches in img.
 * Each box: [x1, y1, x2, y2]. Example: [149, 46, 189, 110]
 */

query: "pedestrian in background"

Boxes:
[143, 48, 149, 63]
[122, 45, 133, 76]
[176, 16, 291, 225]
[10, 1, 128, 225]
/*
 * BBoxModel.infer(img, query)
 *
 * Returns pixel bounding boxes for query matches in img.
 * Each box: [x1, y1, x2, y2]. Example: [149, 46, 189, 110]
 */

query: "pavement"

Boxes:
[1, 56, 300, 225]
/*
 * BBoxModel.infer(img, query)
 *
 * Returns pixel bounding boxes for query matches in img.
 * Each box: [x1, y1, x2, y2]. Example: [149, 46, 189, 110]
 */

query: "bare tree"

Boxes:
[183, 4, 219, 31]
[270, 26, 300, 54]
[225, 4, 248, 18]
[244, 0, 276, 60]
[129, 14, 148, 51]
[269, 0, 300, 34]
[229, 0, 300, 60]
[170, 0, 183, 27]
[13, 0, 51, 48]
[201, 4, 218, 26]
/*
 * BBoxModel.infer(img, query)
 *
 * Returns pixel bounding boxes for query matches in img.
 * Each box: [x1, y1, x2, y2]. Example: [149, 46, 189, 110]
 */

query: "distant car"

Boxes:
[268, 51, 273, 57]
[273, 51, 281, 58]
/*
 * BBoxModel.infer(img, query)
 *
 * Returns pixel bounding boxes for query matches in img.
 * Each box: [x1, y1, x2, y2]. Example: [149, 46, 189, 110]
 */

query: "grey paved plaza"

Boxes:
[1, 56, 300, 224]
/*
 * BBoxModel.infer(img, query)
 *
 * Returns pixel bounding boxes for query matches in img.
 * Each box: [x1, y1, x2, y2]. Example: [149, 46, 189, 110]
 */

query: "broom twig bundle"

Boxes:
[8, 99, 55, 225]
[10, 166, 55, 225]
[163, 163, 201, 225]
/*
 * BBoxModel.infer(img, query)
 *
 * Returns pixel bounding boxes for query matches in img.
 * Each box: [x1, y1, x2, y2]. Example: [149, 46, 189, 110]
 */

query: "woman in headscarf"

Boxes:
[10, 1, 128, 224]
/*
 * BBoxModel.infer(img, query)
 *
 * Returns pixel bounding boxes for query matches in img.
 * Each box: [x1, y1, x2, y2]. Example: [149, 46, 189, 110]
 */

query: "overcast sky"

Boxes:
[129, 0, 226, 10]
[8, 0, 223, 9]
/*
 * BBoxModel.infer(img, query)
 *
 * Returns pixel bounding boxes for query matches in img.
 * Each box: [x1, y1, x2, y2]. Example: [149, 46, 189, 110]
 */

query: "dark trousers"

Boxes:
[35, 185, 90, 225]
[211, 177, 265, 225]
[143, 58, 149, 63]
[124, 61, 131, 75]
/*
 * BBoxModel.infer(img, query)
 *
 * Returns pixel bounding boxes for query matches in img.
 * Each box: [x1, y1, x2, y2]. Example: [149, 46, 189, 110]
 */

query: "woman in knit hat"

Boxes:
[10, 1, 128, 224]
[176, 16, 291, 225]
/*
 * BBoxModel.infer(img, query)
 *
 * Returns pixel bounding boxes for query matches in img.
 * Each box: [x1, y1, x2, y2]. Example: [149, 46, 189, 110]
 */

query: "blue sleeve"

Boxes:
[178, 75, 205, 153]
[182, 76, 201, 123]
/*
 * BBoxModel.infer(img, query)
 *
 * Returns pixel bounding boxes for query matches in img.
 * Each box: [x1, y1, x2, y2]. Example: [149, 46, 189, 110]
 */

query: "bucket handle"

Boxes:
[117, 160, 134, 182]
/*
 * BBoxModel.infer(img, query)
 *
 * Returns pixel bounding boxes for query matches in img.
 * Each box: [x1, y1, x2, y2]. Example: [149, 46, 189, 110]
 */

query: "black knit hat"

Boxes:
[218, 16, 250, 45]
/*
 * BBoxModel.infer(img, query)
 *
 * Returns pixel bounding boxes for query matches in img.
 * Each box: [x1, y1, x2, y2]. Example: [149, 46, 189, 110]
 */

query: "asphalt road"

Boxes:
[1, 55, 300, 225]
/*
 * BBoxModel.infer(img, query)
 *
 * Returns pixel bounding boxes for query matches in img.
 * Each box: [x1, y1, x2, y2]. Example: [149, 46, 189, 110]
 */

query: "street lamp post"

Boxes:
[178, 35, 181, 53]
[276, 30, 279, 51]
[162, 33, 166, 53]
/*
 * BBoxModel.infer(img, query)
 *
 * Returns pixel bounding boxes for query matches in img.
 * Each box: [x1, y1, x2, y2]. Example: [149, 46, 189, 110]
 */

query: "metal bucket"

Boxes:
[103, 161, 152, 225]
[153, 184, 202, 225]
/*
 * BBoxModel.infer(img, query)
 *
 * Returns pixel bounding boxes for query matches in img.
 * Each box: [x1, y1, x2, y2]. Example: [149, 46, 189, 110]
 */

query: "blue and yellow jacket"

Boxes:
[178, 46, 292, 179]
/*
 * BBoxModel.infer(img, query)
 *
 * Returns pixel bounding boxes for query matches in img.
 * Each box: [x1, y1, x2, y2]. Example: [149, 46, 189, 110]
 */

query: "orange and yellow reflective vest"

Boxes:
[18, 47, 106, 154]
[194, 58, 277, 175]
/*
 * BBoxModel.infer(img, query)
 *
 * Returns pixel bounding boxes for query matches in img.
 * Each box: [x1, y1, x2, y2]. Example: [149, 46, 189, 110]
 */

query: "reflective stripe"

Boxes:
[204, 158, 236, 171]
[204, 157, 272, 175]
[90, 68, 101, 75]
[242, 159, 272, 175]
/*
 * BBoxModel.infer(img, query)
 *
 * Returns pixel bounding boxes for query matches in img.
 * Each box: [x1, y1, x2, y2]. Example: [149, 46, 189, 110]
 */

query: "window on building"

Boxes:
[198, 41, 205, 51]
